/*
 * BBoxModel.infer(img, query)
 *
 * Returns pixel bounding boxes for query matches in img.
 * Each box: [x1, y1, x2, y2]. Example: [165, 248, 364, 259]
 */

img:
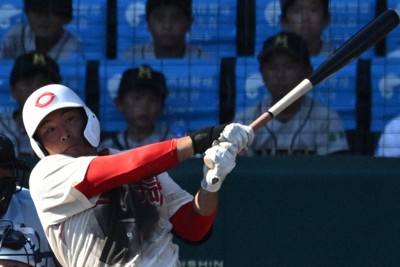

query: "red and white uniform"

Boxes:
[29, 140, 214, 267]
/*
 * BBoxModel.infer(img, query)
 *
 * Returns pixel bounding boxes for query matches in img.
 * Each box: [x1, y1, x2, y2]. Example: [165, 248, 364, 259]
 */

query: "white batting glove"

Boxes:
[201, 144, 236, 192]
[215, 123, 254, 155]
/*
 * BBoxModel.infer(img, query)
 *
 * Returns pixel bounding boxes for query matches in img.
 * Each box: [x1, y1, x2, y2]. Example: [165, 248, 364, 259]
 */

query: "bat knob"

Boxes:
[203, 156, 215, 169]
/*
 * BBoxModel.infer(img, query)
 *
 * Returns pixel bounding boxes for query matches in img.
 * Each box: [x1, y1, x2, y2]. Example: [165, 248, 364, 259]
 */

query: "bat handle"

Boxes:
[203, 113, 274, 169]
[204, 79, 314, 169]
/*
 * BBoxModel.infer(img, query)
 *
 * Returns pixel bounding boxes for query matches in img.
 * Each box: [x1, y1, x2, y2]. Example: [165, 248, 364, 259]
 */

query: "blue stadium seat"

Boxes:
[255, 0, 376, 58]
[0, 59, 86, 113]
[255, 0, 282, 56]
[309, 56, 357, 130]
[66, 0, 108, 60]
[370, 57, 400, 132]
[0, 0, 24, 43]
[385, 0, 400, 57]
[98, 58, 221, 133]
[116, 0, 237, 58]
[234, 56, 357, 130]
[235, 56, 267, 116]
[57, 59, 87, 102]
[325, 0, 376, 58]
[0, 60, 17, 113]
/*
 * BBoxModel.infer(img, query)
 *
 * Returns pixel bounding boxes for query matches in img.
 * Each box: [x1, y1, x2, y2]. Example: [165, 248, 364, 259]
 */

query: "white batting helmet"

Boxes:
[22, 84, 100, 159]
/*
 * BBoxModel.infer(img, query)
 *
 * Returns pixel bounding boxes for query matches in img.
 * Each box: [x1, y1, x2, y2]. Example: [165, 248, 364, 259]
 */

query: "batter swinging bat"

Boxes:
[204, 9, 400, 169]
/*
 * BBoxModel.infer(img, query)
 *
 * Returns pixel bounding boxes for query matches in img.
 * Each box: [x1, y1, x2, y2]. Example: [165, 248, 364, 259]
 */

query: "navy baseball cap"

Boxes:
[118, 65, 168, 99]
[9, 52, 62, 86]
[257, 31, 311, 67]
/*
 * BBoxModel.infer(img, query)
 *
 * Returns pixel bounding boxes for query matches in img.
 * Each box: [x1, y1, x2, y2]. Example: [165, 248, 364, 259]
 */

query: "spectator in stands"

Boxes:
[0, 0, 84, 61]
[234, 31, 349, 156]
[280, 0, 335, 57]
[0, 52, 62, 161]
[99, 65, 176, 150]
[122, 0, 212, 59]
[375, 115, 400, 157]
[0, 134, 58, 266]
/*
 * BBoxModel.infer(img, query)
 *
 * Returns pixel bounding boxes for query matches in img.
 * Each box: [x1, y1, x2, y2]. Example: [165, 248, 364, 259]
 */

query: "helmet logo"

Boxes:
[35, 92, 55, 107]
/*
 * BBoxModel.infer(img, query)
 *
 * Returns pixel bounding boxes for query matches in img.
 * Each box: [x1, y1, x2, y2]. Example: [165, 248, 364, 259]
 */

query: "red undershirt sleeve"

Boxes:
[75, 139, 179, 198]
[170, 201, 217, 242]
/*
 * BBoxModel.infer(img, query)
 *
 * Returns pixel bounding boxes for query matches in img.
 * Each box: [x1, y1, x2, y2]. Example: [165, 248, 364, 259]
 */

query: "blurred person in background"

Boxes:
[122, 0, 212, 59]
[0, 52, 62, 163]
[235, 31, 348, 156]
[99, 65, 176, 150]
[280, 0, 335, 57]
[0, 134, 58, 266]
[0, 0, 84, 60]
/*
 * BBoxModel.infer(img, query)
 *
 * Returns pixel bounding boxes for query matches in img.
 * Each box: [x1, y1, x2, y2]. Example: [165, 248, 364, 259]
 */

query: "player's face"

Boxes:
[281, 0, 329, 42]
[116, 89, 163, 131]
[26, 10, 69, 38]
[0, 259, 31, 267]
[147, 5, 191, 49]
[11, 73, 55, 107]
[260, 51, 311, 100]
[35, 108, 97, 157]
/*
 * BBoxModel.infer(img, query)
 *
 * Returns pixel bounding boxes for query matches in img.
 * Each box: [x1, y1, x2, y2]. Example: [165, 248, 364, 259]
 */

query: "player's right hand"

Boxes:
[201, 143, 236, 192]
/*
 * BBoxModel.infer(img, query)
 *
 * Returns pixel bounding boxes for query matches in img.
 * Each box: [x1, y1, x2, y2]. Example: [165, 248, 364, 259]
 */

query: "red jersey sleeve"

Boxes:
[170, 201, 217, 242]
[75, 139, 179, 198]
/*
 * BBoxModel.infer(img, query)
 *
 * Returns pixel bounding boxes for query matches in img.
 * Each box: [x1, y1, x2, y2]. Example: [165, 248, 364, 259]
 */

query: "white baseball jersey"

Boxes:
[375, 115, 400, 157]
[0, 23, 85, 60]
[29, 153, 192, 267]
[121, 41, 213, 59]
[235, 96, 349, 156]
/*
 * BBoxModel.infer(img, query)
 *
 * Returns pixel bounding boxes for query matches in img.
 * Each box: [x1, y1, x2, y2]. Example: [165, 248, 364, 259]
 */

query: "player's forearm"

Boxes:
[193, 188, 218, 216]
[176, 136, 195, 162]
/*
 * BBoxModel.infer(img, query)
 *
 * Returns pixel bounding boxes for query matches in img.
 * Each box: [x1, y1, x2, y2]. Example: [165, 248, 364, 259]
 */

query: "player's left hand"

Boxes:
[215, 123, 254, 155]
[201, 143, 236, 192]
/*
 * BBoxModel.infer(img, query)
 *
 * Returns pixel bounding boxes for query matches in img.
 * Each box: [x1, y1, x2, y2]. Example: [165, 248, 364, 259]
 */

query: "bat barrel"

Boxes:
[310, 9, 400, 85]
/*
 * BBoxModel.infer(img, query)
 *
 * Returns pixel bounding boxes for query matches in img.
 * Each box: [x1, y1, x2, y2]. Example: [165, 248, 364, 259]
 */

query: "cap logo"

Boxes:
[275, 35, 289, 48]
[35, 92, 55, 107]
[32, 53, 47, 66]
[138, 66, 152, 79]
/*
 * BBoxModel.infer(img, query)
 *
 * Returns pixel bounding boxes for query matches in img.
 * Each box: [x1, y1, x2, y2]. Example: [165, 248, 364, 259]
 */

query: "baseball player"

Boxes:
[0, 134, 58, 266]
[22, 84, 253, 266]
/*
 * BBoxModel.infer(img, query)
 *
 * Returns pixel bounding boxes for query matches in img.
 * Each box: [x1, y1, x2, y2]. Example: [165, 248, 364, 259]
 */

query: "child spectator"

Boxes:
[99, 65, 176, 150]
[122, 0, 212, 59]
[280, 0, 335, 56]
[235, 31, 349, 156]
[0, 0, 84, 60]
[0, 52, 62, 159]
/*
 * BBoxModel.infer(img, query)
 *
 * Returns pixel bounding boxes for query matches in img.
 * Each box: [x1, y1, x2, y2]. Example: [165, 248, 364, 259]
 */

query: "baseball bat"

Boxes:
[204, 9, 399, 169]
